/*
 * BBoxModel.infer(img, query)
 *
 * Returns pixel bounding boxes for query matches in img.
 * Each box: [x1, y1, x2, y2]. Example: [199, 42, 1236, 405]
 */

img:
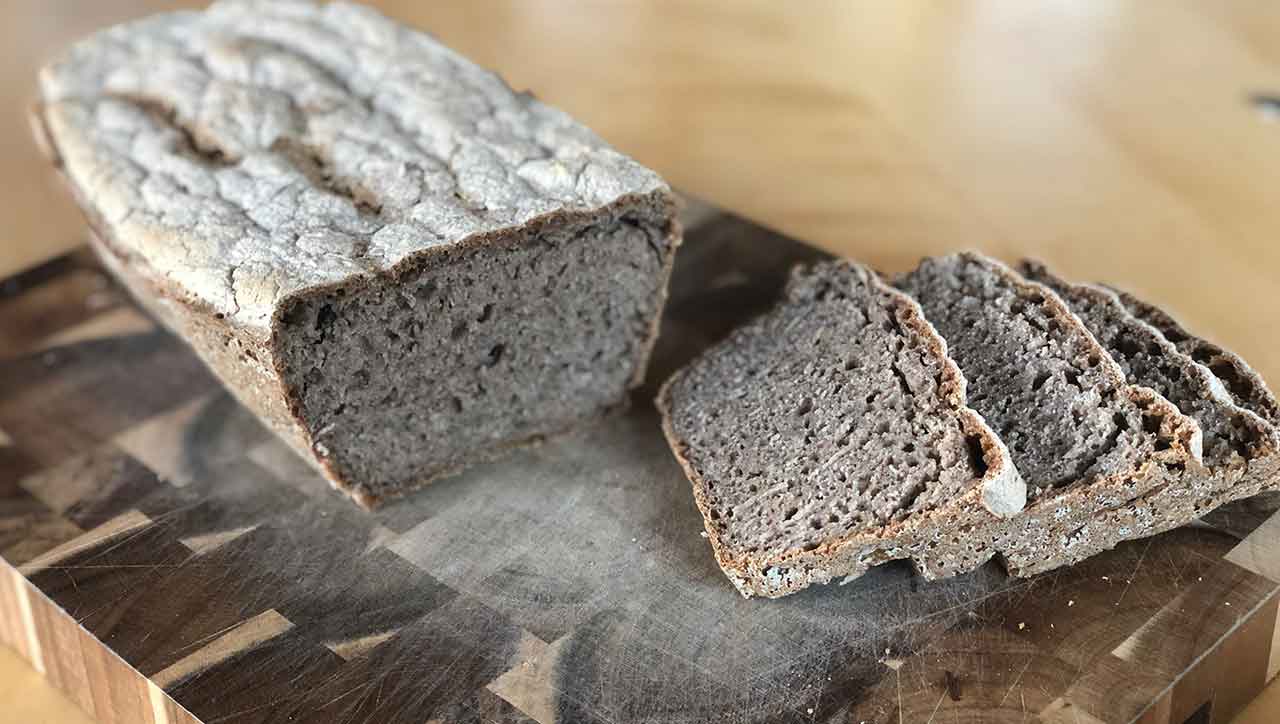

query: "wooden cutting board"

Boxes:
[2, 203, 1279, 724]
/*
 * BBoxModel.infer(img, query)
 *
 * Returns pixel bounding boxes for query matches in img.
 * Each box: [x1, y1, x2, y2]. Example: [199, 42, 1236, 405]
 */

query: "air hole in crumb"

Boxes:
[1031, 372, 1051, 391]
[280, 303, 307, 327]
[315, 304, 337, 333]
[966, 436, 989, 477]
[485, 344, 505, 367]
[1142, 415, 1162, 434]
[810, 518, 824, 530]
[783, 507, 799, 521]
[451, 396, 463, 413]
[1063, 369, 1080, 387]
[478, 303, 494, 322]
[1209, 361, 1250, 398]
[796, 398, 813, 416]
[451, 323, 468, 340]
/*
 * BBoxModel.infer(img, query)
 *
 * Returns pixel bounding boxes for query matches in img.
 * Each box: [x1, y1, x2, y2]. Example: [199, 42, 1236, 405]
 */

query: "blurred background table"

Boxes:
[3, 1, 1280, 722]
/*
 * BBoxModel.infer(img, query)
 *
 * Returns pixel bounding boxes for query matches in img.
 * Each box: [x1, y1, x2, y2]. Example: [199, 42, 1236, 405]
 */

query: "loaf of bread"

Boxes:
[34, 1, 680, 507]
[1017, 261, 1280, 572]
[896, 254, 1202, 576]
[657, 260, 1024, 598]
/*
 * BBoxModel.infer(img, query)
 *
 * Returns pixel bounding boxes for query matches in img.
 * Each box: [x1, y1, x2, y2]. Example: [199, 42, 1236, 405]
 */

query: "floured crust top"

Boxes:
[38, 0, 668, 329]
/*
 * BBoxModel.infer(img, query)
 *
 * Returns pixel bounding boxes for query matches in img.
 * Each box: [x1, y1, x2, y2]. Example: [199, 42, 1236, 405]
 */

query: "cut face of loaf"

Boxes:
[896, 253, 1202, 577]
[657, 260, 1025, 598]
[1111, 289, 1280, 429]
[1015, 261, 1280, 573]
[36, 0, 680, 507]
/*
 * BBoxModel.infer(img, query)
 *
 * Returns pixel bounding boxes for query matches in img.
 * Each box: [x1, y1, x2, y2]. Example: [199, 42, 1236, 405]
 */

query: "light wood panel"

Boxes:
[0, 644, 95, 724]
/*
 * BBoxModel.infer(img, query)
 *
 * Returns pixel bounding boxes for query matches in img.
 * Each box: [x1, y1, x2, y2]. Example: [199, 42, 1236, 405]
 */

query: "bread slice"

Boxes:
[35, 1, 679, 507]
[1111, 289, 1280, 428]
[896, 253, 1202, 577]
[657, 260, 1025, 598]
[1016, 261, 1280, 570]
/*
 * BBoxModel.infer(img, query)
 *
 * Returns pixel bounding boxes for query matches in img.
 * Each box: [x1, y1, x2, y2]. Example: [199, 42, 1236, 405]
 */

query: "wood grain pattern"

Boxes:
[2, 207, 1280, 724]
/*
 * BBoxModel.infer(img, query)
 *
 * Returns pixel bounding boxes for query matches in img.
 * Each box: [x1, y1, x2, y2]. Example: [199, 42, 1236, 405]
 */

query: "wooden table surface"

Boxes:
[3, 2, 1280, 723]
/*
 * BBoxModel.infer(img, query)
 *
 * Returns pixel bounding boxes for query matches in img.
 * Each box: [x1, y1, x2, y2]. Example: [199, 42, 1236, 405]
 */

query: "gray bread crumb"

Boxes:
[658, 260, 1024, 598]
[38, 0, 680, 507]
[1110, 288, 1280, 428]
[896, 253, 1202, 577]
[1016, 261, 1280, 572]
